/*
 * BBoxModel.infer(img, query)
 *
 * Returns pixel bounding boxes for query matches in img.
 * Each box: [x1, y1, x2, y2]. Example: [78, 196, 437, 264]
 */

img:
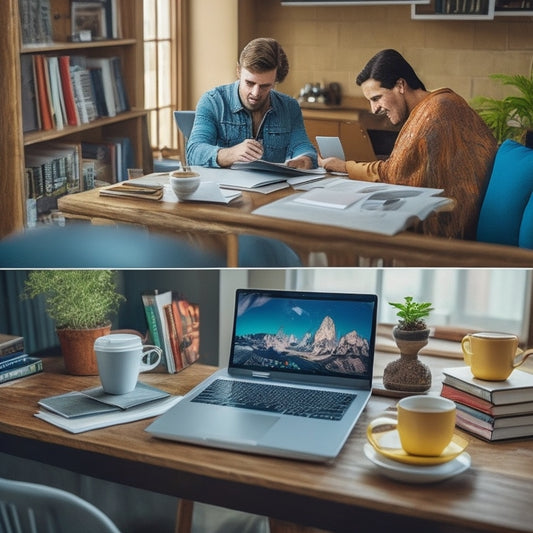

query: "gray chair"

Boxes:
[0, 477, 121, 533]
[173, 110, 196, 143]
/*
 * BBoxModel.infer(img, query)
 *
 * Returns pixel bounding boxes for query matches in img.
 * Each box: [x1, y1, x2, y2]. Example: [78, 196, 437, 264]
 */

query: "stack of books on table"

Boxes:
[0, 334, 43, 385]
[441, 366, 533, 441]
[35, 383, 181, 433]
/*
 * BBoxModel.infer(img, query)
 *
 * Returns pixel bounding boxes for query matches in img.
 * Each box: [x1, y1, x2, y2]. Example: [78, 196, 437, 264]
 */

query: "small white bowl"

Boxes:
[169, 171, 200, 200]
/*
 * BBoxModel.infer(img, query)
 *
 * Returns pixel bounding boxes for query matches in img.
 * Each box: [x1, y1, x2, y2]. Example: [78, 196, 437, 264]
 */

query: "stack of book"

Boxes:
[441, 366, 533, 441]
[35, 383, 180, 433]
[0, 334, 43, 385]
[141, 291, 200, 374]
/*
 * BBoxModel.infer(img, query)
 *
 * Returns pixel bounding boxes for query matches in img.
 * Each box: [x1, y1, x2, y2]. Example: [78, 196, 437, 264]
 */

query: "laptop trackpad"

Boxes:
[203, 410, 279, 445]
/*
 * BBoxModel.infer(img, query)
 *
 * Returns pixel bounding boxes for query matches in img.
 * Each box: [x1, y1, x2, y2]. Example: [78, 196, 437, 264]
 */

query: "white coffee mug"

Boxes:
[94, 333, 162, 394]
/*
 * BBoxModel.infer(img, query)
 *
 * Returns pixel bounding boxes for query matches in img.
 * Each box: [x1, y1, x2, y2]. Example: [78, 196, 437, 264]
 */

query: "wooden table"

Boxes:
[57, 176, 533, 268]
[1, 354, 532, 533]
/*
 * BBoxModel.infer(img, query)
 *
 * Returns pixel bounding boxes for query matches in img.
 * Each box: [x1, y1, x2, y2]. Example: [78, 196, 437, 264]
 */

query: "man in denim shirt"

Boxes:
[187, 38, 317, 169]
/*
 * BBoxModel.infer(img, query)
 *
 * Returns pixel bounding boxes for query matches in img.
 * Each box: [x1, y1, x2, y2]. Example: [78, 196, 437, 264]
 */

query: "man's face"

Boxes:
[361, 78, 408, 126]
[237, 66, 277, 112]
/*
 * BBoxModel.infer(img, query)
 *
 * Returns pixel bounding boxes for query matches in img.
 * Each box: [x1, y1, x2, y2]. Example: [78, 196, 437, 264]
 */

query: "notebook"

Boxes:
[146, 288, 377, 462]
[316, 136, 346, 160]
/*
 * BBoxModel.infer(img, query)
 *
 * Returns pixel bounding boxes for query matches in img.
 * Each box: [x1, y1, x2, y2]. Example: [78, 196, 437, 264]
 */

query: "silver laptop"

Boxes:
[146, 288, 377, 462]
[316, 136, 345, 160]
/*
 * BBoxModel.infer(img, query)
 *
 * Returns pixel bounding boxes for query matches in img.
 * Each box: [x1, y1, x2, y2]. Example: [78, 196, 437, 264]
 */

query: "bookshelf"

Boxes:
[0, 0, 151, 237]
[412, 0, 533, 17]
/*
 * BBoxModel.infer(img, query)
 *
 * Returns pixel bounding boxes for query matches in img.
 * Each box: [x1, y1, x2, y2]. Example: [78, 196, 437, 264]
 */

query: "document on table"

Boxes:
[252, 180, 452, 236]
[164, 181, 242, 203]
[231, 159, 327, 177]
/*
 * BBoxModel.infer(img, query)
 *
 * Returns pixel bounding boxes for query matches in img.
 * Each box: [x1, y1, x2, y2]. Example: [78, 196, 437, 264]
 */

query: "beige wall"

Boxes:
[238, 0, 533, 105]
[188, 0, 240, 107]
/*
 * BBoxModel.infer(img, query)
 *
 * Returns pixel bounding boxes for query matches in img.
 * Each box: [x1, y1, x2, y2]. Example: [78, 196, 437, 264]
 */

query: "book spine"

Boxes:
[0, 339, 25, 358]
[59, 56, 80, 126]
[165, 303, 183, 372]
[441, 383, 494, 415]
[142, 299, 163, 350]
[0, 358, 43, 384]
[0, 354, 31, 372]
[442, 375, 492, 402]
[33, 54, 54, 130]
[175, 299, 200, 366]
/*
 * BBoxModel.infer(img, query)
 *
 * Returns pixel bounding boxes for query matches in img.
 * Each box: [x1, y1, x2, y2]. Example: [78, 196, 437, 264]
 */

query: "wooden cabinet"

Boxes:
[0, 0, 150, 238]
[302, 108, 399, 162]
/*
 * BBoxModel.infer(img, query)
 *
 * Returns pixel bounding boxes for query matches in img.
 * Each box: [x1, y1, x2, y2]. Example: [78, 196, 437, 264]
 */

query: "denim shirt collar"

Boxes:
[230, 80, 276, 118]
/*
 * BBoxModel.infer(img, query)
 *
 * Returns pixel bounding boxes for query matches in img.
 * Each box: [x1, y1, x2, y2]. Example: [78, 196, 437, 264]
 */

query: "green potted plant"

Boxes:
[383, 296, 434, 392]
[23, 270, 125, 375]
[471, 73, 533, 145]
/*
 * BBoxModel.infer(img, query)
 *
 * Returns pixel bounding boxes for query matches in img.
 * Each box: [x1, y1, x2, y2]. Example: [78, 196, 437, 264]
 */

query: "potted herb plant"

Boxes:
[471, 73, 533, 145]
[23, 270, 125, 375]
[383, 296, 434, 392]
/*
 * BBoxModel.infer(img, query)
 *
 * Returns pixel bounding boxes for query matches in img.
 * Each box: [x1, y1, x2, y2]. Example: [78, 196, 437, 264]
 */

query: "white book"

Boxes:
[86, 57, 116, 117]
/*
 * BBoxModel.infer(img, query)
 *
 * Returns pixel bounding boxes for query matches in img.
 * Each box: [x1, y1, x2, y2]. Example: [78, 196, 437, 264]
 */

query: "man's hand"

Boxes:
[216, 139, 264, 167]
[285, 155, 313, 169]
[318, 156, 348, 173]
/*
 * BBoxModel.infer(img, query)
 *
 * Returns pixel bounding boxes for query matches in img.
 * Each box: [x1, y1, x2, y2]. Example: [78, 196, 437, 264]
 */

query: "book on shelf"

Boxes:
[19, 0, 53, 46]
[36, 383, 181, 433]
[32, 54, 54, 131]
[442, 366, 533, 405]
[0, 334, 25, 357]
[20, 54, 40, 133]
[142, 291, 200, 374]
[58, 55, 81, 126]
[0, 357, 43, 385]
[441, 383, 533, 417]
[81, 141, 117, 184]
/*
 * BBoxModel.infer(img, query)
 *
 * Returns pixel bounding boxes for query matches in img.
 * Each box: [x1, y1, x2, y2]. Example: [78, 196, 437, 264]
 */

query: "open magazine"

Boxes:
[231, 159, 326, 177]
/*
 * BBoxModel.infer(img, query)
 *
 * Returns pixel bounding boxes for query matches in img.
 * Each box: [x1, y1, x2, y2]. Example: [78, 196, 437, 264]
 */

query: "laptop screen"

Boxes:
[228, 289, 377, 388]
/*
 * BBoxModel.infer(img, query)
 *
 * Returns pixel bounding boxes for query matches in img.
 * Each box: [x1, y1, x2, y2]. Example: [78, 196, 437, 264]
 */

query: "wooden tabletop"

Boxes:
[57, 177, 533, 268]
[1, 353, 532, 533]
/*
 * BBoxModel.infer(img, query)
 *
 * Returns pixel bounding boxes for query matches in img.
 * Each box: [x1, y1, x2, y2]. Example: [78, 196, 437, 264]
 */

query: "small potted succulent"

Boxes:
[383, 296, 434, 392]
[22, 270, 125, 375]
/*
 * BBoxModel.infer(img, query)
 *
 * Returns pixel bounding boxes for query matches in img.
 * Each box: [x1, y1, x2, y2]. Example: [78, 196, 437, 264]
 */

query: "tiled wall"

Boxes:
[240, 0, 533, 104]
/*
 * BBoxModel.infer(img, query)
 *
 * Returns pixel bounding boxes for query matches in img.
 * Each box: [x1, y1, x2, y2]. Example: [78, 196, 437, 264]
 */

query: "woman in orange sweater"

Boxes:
[320, 49, 497, 240]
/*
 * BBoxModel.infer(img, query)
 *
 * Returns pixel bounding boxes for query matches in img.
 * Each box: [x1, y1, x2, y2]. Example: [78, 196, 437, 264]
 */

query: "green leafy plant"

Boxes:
[389, 296, 433, 331]
[472, 72, 533, 144]
[23, 270, 125, 330]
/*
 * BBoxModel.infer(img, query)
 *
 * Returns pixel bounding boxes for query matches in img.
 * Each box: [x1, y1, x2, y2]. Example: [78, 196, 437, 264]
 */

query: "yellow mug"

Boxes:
[461, 332, 533, 381]
[367, 395, 456, 457]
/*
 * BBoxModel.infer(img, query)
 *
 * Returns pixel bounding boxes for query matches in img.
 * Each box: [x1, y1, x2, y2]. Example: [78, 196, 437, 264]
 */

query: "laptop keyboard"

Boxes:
[191, 379, 356, 420]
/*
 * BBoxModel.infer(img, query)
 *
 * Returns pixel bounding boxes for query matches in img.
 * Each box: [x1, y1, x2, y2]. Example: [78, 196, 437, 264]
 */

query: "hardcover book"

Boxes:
[441, 383, 533, 417]
[442, 366, 533, 405]
[0, 334, 25, 357]
[0, 357, 43, 385]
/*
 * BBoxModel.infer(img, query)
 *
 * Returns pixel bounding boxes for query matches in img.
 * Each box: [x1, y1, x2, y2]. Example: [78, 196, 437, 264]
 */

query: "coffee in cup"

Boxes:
[461, 332, 533, 381]
[94, 333, 162, 395]
[397, 395, 456, 456]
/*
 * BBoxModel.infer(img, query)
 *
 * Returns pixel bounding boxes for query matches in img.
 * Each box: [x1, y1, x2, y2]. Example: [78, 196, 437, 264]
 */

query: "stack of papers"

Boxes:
[35, 382, 181, 433]
[253, 180, 452, 236]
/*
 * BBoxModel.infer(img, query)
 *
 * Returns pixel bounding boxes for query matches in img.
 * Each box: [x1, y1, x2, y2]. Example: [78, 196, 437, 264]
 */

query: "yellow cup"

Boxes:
[397, 395, 456, 456]
[461, 332, 533, 381]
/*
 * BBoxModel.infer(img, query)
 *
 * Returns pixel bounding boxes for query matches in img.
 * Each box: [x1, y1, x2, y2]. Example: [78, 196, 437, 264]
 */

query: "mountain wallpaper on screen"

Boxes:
[233, 313, 371, 377]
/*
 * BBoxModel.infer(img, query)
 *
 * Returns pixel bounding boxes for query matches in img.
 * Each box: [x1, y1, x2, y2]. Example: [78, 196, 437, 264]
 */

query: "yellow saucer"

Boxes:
[366, 419, 468, 466]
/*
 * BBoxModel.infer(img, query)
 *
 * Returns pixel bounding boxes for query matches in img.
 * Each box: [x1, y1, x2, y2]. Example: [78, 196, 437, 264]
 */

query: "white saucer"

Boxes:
[364, 443, 471, 484]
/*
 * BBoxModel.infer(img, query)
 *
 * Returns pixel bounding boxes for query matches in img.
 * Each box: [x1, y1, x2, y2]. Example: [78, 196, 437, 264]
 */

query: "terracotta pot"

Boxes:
[383, 326, 432, 392]
[56, 324, 112, 375]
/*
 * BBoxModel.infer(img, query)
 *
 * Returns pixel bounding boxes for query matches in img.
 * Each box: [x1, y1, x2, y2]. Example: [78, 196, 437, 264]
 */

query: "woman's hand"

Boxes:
[318, 156, 348, 173]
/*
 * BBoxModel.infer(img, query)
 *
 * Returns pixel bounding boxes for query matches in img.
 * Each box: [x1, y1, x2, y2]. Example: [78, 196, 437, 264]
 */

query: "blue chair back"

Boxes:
[476, 139, 533, 249]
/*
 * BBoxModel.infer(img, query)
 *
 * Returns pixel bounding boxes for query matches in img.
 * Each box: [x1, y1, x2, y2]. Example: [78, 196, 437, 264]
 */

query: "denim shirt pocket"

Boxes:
[218, 120, 249, 148]
[262, 126, 291, 162]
